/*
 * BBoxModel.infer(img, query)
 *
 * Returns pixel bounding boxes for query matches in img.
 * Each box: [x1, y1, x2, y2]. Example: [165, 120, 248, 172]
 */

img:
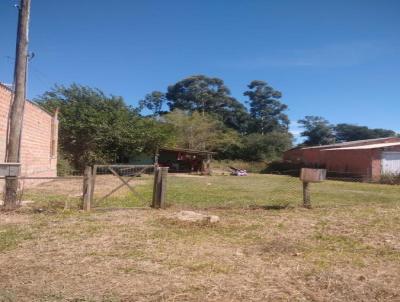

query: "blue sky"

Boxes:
[1, 0, 399, 138]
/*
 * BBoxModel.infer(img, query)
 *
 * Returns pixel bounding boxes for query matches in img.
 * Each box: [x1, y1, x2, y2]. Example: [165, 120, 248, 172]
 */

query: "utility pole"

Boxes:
[4, 0, 31, 210]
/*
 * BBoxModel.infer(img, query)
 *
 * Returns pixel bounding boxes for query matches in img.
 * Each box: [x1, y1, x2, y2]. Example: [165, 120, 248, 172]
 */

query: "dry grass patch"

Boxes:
[0, 206, 399, 301]
[1, 174, 399, 301]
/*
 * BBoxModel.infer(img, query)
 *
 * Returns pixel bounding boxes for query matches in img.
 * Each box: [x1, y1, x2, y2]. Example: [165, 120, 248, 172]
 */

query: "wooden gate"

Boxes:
[91, 164, 155, 208]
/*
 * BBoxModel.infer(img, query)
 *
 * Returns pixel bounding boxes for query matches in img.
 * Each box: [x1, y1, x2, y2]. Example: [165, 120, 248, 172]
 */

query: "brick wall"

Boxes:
[323, 149, 373, 177]
[323, 146, 400, 181]
[283, 138, 400, 180]
[0, 83, 58, 179]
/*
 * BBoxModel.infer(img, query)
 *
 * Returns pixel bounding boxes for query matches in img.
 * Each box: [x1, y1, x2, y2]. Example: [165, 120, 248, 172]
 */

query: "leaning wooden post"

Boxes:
[82, 166, 92, 211]
[300, 168, 326, 209]
[152, 167, 168, 209]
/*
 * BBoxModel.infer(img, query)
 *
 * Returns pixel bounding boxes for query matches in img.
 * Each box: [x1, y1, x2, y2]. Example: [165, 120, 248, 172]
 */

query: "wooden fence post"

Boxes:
[152, 167, 160, 207]
[152, 167, 168, 209]
[300, 168, 326, 209]
[302, 181, 311, 208]
[159, 167, 168, 208]
[90, 165, 97, 206]
[82, 166, 92, 211]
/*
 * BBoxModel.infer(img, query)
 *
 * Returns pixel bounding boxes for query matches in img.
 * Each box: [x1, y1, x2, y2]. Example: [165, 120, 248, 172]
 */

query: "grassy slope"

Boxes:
[1, 174, 399, 301]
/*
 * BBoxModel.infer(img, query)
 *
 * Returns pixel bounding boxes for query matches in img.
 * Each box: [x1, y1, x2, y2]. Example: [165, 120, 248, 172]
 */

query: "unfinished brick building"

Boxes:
[0, 83, 58, 179]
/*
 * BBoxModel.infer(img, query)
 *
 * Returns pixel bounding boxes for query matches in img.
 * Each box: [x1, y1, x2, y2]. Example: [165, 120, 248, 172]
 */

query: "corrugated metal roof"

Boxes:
[300, 137, 400, 150]
[284, 137, 400, 152]
[323, 142, 400, 151]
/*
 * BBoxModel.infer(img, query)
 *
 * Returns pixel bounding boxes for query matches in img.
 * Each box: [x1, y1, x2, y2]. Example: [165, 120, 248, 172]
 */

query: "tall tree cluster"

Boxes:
[298, 116, 397, 146]
[36, 75, 293, 169]
[166, 75, 250, 133]
[162, 75, 293, 160]
[335, 124, 396, 142]
[244, 80, 289, 134]
[298, 116, 336, 146]
[36, 75, 396, 170]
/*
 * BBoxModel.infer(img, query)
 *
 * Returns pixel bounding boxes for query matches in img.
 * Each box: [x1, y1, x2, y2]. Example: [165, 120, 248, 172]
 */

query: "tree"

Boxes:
[220, 98, 251, 134]
[139, 91, 166, 117]
[238, 132, 293, 161]
[36, 84, 171, 170]
[244, 80, 289, 135]
[335, 124, 372, 142]
[372, 128, 397, 138]
[166, 75, 229, 114]
[166, 75, 251, 132]
[298, 116, 335, 146]
[162, 109, 240, 152]
[335, 123, 396, 142]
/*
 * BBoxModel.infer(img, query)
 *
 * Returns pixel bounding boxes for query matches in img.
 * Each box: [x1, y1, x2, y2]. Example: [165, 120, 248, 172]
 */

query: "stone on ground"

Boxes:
[174, 210, 220, 223]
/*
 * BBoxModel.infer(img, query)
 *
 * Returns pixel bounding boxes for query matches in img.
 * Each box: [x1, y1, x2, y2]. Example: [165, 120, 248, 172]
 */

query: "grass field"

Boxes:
[1, 174, 399, 301]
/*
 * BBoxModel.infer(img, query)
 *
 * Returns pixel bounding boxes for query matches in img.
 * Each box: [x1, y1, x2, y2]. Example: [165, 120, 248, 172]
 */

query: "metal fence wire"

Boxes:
[166, 168, 400, 209]
[166, 172, 303, 209]
[1, 173, 84, 210]
[311, 175, 400, 207]
[1, 166, 399, 211]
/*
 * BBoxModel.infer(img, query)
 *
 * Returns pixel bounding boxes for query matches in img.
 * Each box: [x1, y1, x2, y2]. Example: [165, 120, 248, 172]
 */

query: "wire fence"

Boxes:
[264, 169, 400, 207]
[166, 172, 302, 209]
[0, 165, 156, 211]
[1, 167, 399, 211]
[166, 168, 400, 209]
[0, 172, 84, 210]
[266, 168, 400, 184]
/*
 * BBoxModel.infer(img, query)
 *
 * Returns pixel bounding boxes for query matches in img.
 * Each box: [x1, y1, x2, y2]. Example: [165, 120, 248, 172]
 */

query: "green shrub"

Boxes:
[262, 160, 303, 175]
[380, 173, 400, 185]
[57, 152, 75, 176]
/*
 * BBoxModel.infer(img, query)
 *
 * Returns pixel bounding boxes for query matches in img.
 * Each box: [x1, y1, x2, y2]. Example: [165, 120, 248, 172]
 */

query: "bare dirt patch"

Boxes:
[0, 213, 31, 226]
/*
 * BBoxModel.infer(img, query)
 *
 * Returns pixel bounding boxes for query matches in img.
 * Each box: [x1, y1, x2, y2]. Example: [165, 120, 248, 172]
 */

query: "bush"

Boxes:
[262, 160, 303, 175]
[380, 173, 400, 185]
[238, 132, 292, 161]
[57, 152, 75, 176]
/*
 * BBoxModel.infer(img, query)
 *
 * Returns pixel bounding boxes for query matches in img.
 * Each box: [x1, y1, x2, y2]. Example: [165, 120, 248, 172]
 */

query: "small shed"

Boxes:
[127, 147, 216, 174]
[156, 147, 215, 174]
